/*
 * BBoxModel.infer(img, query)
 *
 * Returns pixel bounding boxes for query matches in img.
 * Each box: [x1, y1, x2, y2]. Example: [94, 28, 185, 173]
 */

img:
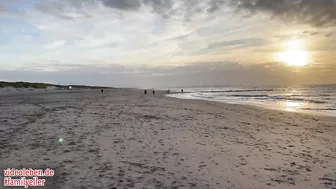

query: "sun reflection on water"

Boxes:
[284, 101, 304, 111]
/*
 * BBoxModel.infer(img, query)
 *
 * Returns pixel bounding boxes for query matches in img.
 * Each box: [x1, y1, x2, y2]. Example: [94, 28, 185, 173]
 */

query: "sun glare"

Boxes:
[276, 39, 309, 66]
[285, 101, 304, 112]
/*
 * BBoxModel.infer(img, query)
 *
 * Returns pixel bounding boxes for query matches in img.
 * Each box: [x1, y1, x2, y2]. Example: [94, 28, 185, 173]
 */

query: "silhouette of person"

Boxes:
[181, 89, 184, 93]
[153, 90, 155, 95]
[144, 90, 147, 94]
[101, 89, 104, 94]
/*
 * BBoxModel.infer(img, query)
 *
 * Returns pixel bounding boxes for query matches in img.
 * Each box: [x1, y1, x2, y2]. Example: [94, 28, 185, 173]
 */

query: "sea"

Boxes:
[167, 84, 336, 117]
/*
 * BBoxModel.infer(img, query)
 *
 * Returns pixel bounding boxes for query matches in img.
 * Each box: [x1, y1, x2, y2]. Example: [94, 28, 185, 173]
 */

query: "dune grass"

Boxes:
[0, 81, 112, 89]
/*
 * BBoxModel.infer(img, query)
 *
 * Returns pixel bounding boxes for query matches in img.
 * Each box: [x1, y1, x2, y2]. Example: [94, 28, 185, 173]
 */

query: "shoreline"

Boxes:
[166, 93, 336, 118]
[1, 89, 335, 189]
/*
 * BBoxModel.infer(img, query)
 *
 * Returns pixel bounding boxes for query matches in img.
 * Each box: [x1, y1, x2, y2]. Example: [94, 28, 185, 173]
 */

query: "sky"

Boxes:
[0, 0, 335, 87]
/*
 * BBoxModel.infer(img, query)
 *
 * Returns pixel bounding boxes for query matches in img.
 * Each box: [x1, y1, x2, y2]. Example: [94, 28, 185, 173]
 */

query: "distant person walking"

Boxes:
[153, 89, 155, 95]
[181, 89, 184, 93]
[144, 90, 147, 94]
[101, 89, 104, 94]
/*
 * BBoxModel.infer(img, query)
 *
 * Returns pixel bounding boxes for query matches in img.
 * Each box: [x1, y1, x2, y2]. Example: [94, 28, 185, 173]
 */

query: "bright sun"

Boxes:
[277, 40, 309, 66]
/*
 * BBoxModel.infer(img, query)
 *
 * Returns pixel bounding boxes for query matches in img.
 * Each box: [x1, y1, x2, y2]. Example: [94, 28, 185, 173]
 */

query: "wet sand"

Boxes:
[0, 89, 335, 189]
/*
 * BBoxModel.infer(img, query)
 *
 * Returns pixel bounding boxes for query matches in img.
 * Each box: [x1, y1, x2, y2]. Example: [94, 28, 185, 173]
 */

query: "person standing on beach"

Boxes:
[153, 89, 155, 95]
[144, 90, 147, 94]
[181, 89, 184, 93]
[101, 89, 104, 94]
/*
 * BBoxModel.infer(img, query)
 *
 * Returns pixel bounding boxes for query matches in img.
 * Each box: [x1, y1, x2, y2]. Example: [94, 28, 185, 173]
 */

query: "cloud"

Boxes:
[310, 32, 320, 36]
[101, 0, 207, 16]
[32, 0, 218, 21]
[2, 62, 335, 87]
[34, 0, 95, 20]
[207, 38, 265, 49]
[102, 0, 336, 28]
[192, 38, 266, 55]
[0, 0, 26, 18]
[44, 40, 67, 49]
[143, 0, 174, 12]
[325, 32, 334, 37]
[29, 0, 336, 27]
[102, 0, 142, 10]
[1, 0, 336, 87]
[232, 0, 336, 27]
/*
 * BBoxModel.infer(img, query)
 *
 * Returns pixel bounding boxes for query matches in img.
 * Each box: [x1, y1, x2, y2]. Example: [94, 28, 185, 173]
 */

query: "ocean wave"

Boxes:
[169, 86, 336, 116]
[230, 95, 269, 98]
[200, 89, 273, 93]
[227, 94, 327, 104]
[282, 94, 331, 98]
[271, 96, 327, 104]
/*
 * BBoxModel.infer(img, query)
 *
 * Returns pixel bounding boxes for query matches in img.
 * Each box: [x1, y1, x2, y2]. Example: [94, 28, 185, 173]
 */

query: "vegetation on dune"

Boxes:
[0, 81, 49, 89]
[54, 85, 112, 89]
[0, 81, 112, 89]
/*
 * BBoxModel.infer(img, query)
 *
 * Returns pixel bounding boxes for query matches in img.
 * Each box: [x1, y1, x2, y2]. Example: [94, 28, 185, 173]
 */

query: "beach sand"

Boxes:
[0, 89, 335, 189]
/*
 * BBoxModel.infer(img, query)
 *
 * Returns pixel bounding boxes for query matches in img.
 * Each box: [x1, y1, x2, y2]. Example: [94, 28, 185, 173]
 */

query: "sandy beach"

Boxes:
[0, 89, 335, 189]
